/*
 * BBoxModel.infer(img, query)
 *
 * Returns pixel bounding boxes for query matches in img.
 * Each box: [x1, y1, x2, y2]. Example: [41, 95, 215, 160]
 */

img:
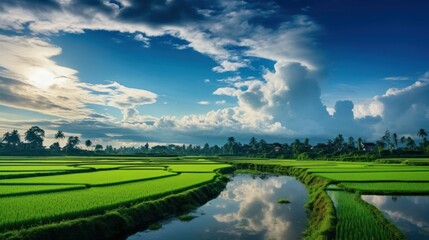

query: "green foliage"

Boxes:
[177, 214, 197, 222]
[277, 198, 291, 204]
[147, 223, 162, 230]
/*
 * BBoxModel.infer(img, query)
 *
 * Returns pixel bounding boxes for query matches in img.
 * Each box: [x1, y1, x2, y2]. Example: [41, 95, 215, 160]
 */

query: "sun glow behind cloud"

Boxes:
[26, 67, 69, 90]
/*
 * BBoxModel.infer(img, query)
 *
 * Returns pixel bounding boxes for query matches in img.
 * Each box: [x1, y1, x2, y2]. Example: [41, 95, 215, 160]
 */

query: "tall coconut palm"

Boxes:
[2, 130, 20, 147]
[9, 130, 21, 147]
[400, 136, 406, 146]
[417, 129, 428, 150]
[357, 137, 363, 151]
[406, 137, 416, 150]
[392, 133, 398, 149]
[55, 131, 65, 147]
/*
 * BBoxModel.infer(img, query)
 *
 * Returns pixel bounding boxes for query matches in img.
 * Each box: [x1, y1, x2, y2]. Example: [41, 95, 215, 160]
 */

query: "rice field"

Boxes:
[340, 182, 429, 193]
[0, 156, 231, 232]
[314, 171, 429, 182]
[0, 184, 86, 197]
[0, 170, 177, 186]
[2, 156, 429, 239]
[328, 191, 405, 240]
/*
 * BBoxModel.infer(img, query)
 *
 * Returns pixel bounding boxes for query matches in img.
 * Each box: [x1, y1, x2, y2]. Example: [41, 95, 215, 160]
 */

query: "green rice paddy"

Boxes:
[0, 156, 230, 232]
[1, 156, 429, 239]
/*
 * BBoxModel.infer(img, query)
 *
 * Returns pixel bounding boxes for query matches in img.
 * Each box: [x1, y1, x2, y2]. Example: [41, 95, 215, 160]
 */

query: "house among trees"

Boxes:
[362, 142, 376, 152]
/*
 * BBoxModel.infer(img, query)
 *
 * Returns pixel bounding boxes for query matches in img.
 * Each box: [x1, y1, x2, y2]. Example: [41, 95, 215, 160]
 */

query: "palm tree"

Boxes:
[392, 133, 398, 149]
[357, 137, 363, 151]
[417, 128, 428, 150]
[381, 130, 392, 150]
[227, 137, 236, 154]
[55, 131, 65, 147]
[292, 139, 302, 155]
[249, 137, 257, 151]
[348, 136, 355, 148]
[85, 140, 92, 150]
[417, 128, 428, 139]
[406, 137, 416, 150]
[400, 136, 406, 147]
[1, 132, 11, 145]
[2, 130, 20, 147]
[9, 130, 21, 147]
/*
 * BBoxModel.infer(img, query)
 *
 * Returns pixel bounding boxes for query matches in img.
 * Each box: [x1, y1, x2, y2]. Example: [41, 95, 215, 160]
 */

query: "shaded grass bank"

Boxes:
[0, 175, 229, 240]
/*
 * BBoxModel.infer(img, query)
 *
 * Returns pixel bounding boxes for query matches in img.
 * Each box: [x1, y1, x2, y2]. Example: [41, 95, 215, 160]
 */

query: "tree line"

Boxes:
[0, 126, 428, 159]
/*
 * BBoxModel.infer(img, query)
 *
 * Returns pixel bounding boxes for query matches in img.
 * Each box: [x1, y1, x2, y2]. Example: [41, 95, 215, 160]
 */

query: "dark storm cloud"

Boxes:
[0, 0, 220, 26]
[67, 0, 117, 16]
[117, 0, 215, 25]
[0, 0, 61, 12]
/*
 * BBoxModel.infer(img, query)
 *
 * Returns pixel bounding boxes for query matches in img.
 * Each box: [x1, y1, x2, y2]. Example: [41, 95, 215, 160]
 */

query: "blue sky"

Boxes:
[0, 0, 428, 146]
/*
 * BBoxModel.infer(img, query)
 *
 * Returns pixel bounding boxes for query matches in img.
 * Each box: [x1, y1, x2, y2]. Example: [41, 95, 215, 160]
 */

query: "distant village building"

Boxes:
[362, 142, 376, 152]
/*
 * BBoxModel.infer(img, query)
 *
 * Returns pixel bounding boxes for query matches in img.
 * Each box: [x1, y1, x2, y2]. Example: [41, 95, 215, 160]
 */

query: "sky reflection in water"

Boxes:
[362, 195, 429, 240]
[128, 174, 308, 240]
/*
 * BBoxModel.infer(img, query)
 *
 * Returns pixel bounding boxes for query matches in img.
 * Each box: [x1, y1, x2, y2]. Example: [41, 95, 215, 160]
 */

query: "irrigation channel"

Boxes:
[127, 174, 309, 240]
[362, 195, 429, 240]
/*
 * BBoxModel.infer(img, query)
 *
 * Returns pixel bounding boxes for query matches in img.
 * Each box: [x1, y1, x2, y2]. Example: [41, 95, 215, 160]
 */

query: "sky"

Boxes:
[0, 0, 428, 146]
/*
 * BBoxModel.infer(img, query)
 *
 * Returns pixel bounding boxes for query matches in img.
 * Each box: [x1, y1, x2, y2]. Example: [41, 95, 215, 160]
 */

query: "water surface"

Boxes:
[362, 195, 429, 239]
[128, 174, 309, 240]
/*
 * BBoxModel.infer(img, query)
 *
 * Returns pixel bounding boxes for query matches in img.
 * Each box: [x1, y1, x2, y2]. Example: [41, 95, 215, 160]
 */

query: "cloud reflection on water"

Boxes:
[362, 195, 429, 239]
[213, 175, 307, 240]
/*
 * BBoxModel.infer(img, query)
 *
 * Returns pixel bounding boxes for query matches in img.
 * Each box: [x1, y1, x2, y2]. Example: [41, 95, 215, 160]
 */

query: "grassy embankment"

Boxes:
[0, 157, 233, 240]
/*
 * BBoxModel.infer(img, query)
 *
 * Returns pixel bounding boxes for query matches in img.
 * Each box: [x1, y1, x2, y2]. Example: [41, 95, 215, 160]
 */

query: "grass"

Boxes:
[0, 170, 177, 186]
[147, 223, 162, 230]
[340, 182, 429, 193]
[0, 172, 216, 231]
[314, 171, 429, 182]
[329, 191, 405, 240]
[0, 165, 81, 171]
[177, 214, 197, 222]
[0, 184, 86, 197]
[277, 198, 291, 204]
[166, 164, 232, 172]
[307, 166, 429, 173]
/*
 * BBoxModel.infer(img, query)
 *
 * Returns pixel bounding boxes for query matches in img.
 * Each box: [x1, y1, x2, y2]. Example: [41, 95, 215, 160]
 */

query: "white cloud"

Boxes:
[419, 71, 429, 81]
[353, 100, 384, 119]
[354, 81, 429, 136]
[212, 60, 247, 73]
[217, 76, 243, 83]
[0, 34, 157, 120]
[384, 76, 409, 81]
[216, 100, 226, 105]
[197, 101, 210, 105]
[204, 78, 210, 83]
[134, 33, 150, 47]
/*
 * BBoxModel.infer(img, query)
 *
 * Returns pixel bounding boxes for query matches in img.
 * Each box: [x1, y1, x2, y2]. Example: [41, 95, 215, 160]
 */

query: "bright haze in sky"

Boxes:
[0, 0, 428, 146]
